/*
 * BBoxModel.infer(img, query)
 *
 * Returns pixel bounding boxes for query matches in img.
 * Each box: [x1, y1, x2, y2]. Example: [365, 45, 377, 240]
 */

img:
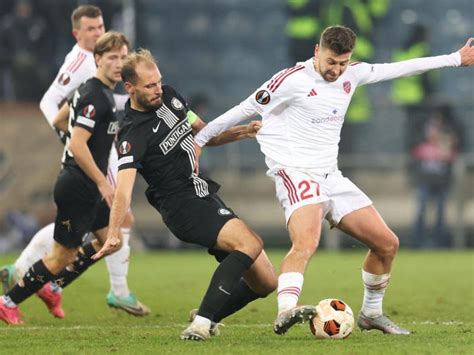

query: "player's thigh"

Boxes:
[242, 250, 277, 295]
[161, 193, 237, 249]
[53, 169, 99, 249]
[215, 218, 263, 258]
[287, 203, 324, 251]
[337, 205, 399, 252]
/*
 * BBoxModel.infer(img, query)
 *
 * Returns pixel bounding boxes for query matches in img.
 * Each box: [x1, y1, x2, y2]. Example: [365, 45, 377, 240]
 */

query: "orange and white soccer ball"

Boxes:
[310, 298, 354, 339]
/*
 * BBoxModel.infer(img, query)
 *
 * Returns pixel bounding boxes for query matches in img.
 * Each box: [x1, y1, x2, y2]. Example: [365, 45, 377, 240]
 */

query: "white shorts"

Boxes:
[268, 168, 372, 227]
[106, 147, 118, 188]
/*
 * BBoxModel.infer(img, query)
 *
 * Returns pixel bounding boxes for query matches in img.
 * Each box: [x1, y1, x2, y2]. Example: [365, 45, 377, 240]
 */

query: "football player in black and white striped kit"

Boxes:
[0, 32, 141, 325]
[0, 5, 150, 318]
[93, 49, 277, 341]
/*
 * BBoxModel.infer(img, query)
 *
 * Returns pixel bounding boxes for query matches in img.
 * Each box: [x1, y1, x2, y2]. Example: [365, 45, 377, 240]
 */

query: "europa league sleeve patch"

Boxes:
[119, 141, 131, 154]
[57, 72, 71, 86]
[255, 90, 271, 105]
[82, 104, 96, 118]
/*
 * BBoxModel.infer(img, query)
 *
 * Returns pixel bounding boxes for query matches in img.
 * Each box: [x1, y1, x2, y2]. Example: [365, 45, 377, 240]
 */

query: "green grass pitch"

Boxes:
[0, 250, 473, 354]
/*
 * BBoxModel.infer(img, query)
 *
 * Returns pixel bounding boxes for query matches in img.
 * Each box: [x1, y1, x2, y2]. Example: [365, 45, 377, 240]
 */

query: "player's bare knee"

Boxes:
[374, 234, 399, 258]
[242, 237, 263, 260]
[44, 250, 77, 274]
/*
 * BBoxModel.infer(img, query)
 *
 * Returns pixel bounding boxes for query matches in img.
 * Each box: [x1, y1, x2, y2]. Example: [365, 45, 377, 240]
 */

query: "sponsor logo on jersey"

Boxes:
[82, 104, 96, 118]
[57, 72, 71, 86]
[343, 81, 351, 94]
[107, 121, 119, 134]
[152, 121, 161, 133]
[119, 141, 131, 154]
[218, 208, 232, 216]
[307, 88, 317, 97]
[255, 90, 271, 105]
[171, 97, 184, 110]
[159, 120, 192, 155]
[311, 114, 344, 125]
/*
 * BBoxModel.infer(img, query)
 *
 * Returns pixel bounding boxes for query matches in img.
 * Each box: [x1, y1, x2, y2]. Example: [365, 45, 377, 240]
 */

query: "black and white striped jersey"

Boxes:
[117, 85, 219, 200]
[63, 77, 118, 176]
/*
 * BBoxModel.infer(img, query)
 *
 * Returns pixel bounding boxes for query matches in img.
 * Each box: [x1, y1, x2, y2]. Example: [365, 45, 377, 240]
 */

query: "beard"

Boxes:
[136, 92, 163, 111]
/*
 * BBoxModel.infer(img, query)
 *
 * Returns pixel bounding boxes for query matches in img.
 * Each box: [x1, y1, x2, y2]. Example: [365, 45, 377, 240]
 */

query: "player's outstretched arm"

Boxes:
[93, 168, 137, 260]
[459, 38, 474, 66]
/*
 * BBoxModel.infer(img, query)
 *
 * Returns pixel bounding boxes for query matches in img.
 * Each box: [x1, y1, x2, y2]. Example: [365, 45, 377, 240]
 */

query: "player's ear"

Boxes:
[72, 29, 79, 41]
[314, 44, 319, 57]
[124, 81, 134, 94]
[94, 54, 102, 67]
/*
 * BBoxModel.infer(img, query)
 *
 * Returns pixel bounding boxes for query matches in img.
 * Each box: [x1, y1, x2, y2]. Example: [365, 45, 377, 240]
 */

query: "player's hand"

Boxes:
[459, 38, 474, 66]
[247, 120, 262, 138]
[98, 180, 115, 208]
[92, 234, 121, 260]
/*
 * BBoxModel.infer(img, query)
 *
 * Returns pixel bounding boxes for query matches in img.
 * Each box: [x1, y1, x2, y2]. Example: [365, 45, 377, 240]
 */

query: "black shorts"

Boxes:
[53, 168, 110, 248]
[155, 193, 238, 249]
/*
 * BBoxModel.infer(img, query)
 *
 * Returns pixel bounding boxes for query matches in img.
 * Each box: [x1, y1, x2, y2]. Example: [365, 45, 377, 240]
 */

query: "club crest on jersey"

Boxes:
[343, 81, 351, 94]
[171, 97, 184, 110]
[82, 104, 96, 118]
[218, 208, 232, 216]
[119, 141, 131, 154]
[57, 72, 71, 86]
[255, 90, 271, 105]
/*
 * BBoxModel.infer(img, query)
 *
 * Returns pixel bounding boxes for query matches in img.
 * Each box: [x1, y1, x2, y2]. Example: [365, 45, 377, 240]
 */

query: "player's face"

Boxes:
[73, 16, 105, 52]
[315, 45, 352, 82]
[96, 45, 129, 87]
[133, 63, 163, 111]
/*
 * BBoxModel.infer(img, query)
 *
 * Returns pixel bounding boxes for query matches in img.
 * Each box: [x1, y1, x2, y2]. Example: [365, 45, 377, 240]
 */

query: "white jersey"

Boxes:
[39, 44, 96, 126]
[195, 52, 461, 172]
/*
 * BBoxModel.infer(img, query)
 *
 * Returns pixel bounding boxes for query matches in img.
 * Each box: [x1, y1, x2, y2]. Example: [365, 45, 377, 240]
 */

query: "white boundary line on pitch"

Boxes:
[0, 321, 464, 331]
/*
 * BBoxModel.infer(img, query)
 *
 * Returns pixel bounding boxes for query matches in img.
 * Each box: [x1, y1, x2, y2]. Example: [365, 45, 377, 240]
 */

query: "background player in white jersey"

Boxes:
[0, 5, 149, 317]
[194, 25, 474, 335]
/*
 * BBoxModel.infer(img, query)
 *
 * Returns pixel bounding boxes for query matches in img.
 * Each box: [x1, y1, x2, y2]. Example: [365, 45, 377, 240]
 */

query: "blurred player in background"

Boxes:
[0, 5, 149, 318]
[0, 31, 133, 325]
[93, 49, 277, 341]
[194, 25, 474, 335]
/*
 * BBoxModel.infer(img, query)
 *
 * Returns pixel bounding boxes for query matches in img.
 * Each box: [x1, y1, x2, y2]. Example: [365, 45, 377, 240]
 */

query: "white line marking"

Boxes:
[0, 321, 464, 332]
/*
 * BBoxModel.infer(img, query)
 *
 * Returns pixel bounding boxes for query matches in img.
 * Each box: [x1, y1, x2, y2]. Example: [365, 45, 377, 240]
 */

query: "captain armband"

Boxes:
[186, 110, 198, 125]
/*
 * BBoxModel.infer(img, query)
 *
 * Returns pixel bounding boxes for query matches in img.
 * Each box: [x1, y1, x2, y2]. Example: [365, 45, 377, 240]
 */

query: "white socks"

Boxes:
[277, 272, 304, 314]
[192, 315, 211, 329]
[361, 270, 390, 318]
[14, 223, 55, 279]
[105, 228, 131, 297]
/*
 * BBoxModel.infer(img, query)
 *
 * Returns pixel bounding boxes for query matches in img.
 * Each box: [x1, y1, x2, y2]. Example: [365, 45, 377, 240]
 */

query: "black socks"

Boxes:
[197, 250, 254, 320]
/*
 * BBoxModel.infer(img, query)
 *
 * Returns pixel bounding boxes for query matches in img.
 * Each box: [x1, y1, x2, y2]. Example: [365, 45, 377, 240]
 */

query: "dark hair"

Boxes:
[71, 5, 102, 29]
[320, 25, 357, 54]
[121, 49, 157, 84]
[94, 32, 129, 57]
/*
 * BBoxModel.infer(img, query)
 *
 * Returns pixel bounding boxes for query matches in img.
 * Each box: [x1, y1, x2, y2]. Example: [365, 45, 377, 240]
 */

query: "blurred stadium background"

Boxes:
[0, 0, 473, 252]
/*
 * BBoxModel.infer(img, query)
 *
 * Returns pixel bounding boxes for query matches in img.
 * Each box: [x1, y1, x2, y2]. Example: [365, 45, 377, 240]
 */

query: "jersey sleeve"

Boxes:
[245, 66, 300, 116]
[353, 52, 461, 86]
[39, 54, 92, 125]
[194, 67, 299, 147]
[74, 93, 108, 133]
[116, 125, 147, 170]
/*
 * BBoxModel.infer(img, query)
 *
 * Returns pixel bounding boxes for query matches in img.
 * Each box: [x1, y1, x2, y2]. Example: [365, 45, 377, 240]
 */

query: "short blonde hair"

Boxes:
[94, 32, 130, 57]
[121, 49, 157, 84]
[71, 5, 102, 30]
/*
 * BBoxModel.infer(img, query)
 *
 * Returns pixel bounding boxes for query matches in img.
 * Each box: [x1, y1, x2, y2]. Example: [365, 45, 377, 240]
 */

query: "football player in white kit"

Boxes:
[0, 5, 150, 317]
[194, 26, 474, 335]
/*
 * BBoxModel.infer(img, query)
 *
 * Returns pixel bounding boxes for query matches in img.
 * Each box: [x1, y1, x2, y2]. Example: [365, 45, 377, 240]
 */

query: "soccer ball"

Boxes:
[310, 298, 354, 339]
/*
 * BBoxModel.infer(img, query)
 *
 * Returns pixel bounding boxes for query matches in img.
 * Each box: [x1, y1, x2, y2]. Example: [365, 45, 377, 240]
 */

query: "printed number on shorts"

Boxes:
[298, 180, 320, 200]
